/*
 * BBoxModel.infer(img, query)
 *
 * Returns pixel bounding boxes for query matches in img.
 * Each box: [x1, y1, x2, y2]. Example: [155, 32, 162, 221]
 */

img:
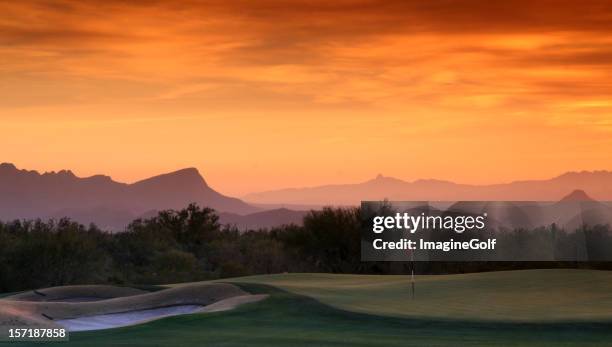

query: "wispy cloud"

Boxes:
[2, 0, 612, 193]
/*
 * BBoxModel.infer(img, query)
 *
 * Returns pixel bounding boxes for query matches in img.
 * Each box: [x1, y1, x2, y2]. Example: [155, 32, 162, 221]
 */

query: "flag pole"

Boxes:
[410, 247, 415, 299]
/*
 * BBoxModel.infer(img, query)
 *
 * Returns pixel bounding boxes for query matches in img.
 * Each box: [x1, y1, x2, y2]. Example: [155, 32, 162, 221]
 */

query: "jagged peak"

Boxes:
[173, 167, 201, 176]
[131, 167, 208, 187]
[560, 189, 594, 202]
[366, 174, 405, 184]
[165, 167, 205, 182]
[46, 169, 76, 178]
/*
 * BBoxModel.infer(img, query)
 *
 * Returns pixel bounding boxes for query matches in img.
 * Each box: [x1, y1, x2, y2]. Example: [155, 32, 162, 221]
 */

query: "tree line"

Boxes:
[0, 204, 610, 292]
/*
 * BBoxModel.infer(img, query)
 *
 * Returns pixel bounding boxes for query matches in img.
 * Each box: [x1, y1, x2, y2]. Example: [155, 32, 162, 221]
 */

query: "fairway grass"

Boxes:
[2, 270, 612, 346]
[5, 282, 612, 347]
[229, 269, 612, 322]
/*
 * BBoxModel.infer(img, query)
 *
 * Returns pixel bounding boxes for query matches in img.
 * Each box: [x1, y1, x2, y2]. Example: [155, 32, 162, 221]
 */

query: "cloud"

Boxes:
[1, 0, 612, 114]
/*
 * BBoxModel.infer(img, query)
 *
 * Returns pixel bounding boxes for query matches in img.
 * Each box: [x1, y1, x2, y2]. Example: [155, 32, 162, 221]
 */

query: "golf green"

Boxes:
[230, 269, 612, 322]
[3, 270, 612, 346]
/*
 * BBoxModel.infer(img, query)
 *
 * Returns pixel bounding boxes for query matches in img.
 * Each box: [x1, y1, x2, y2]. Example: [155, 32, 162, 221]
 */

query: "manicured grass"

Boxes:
[3, 270, 612, 346]
[5, 282, 612, 347]
[230, 269, 612, 322]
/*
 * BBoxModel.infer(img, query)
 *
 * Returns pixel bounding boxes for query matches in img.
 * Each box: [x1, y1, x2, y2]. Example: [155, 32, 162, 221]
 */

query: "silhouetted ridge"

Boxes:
[366, 174, 405, 184]
[245, 170, 612, 205]
[560, 189, 594, 202]
[132, 167, 207, 188]
[554, 170, 612, 181]
[0, 163, 258, 228]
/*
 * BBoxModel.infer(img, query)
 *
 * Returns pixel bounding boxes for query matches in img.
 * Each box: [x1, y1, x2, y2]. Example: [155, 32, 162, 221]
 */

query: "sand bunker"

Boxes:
[1, 283, 267, 332]
[56, 295, 267, 331]
[57, 305, 204, 331]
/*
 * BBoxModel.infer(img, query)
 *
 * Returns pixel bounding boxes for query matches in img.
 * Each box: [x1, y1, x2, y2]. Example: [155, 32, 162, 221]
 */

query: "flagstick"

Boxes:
[410, 249, 415, 299]
[411, 269, 415, 299]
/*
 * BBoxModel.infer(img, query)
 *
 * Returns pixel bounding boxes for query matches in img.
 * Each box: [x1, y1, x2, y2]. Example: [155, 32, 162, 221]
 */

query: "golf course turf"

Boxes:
[229, 269, 612, 322]
[2, 269, 612, 346]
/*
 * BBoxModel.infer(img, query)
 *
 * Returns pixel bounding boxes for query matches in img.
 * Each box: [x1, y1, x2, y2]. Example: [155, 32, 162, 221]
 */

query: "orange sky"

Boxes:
[2, 0, 612, 196]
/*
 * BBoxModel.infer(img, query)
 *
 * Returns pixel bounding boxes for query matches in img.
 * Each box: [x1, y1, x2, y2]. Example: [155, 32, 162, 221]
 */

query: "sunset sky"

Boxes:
[2, 0, 612, 196]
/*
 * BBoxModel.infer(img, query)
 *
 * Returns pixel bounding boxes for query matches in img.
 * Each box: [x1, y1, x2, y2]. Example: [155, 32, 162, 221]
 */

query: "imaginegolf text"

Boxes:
[373, 238, 497, 251]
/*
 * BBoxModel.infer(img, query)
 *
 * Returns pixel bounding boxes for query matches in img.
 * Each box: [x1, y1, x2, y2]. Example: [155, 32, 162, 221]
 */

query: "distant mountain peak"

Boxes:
[168, 167, 206, 184]
[246, 169, 612, 205]
[0, 164, 258, 227]
[366, 174, 405, 185]
[560, 189, 594, 202]
[0, 163, 79, 179]
[174, 167, 201, 176]
[131, 167, 208, 190]
[555, 170, 612, 180]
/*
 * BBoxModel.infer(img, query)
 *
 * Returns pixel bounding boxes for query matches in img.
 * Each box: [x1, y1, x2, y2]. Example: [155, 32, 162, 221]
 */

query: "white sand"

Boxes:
[56, 305, 203, 332]
[55, 294, 268, 332]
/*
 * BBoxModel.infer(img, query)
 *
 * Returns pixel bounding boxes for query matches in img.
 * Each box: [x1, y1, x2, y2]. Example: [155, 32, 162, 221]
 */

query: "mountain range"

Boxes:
[244, 172, 612, 205]
[1, 163, 611, 230]
[364, 189, 608, 230]
[0, 163, 261, 229]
